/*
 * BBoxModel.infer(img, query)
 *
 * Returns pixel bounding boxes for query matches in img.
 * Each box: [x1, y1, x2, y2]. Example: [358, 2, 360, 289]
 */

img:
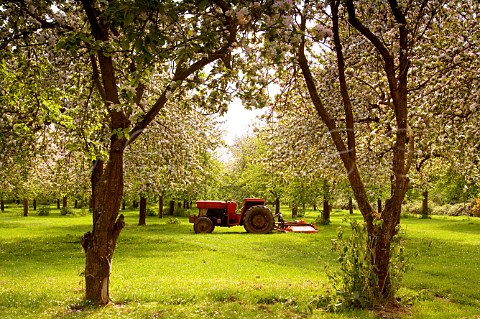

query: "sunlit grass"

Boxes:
[1, 205, 480, 318]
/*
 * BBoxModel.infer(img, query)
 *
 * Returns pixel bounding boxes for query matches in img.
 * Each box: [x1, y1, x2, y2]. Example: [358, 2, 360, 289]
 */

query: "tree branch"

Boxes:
[90, 55, 106, 101]
[345, 0, 395, 77]
[331, 0, 356, 161]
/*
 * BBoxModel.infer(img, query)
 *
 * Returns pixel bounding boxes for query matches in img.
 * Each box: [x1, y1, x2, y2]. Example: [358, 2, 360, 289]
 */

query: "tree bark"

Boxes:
[122, 199, 126, 210]
[377, 198, 382, 214]
[139, 196, 147, 226]
[1, 198, 4, 212]
[275, 197, 280, 215]
[57, 198, 60, 209]
[349, 197, 353, 215]
[33, 199, 37, 211]
[63, 196, 67, 208]
[169, 200, 175, 216]
[158, 195, 163, 218]
[23, 198, 28, 216]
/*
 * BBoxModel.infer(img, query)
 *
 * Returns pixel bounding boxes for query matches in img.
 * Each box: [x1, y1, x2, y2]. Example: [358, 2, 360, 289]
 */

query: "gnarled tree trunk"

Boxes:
[81, 138, 126, 305]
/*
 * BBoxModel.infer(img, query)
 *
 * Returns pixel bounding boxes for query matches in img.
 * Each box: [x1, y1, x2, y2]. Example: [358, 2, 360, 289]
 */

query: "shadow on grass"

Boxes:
[437, 219, 480, 235]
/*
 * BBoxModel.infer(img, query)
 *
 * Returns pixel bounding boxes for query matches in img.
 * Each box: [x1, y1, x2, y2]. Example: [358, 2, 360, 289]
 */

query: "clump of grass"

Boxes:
[60, 207, 76, 216]
[37, 206, 50, 216]
[166, 217, 181, 224]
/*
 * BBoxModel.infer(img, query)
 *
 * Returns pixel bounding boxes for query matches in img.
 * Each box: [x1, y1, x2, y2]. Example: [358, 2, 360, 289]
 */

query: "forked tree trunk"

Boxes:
[81, 138, 126, 305]
[23, 198, 28, 216]
[139, 196, 146, 226]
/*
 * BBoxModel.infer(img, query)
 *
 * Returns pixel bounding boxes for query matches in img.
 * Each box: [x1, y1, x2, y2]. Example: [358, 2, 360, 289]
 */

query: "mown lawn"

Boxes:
[0, 206, 479, 318]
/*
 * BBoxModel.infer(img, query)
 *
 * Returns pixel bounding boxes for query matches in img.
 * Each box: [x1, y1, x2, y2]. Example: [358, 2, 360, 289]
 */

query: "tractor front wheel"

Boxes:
[244, 206, 274, 234]
[194, 217, 215, 234]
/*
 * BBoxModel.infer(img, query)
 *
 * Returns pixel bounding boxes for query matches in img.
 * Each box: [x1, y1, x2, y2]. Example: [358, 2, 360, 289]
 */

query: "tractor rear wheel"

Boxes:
[194, 217, 215, 234]
[244, 205, 274, 234]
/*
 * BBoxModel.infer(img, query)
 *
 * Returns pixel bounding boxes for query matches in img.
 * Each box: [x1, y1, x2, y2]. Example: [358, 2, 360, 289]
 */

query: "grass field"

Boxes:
[0, 205, 479, 318]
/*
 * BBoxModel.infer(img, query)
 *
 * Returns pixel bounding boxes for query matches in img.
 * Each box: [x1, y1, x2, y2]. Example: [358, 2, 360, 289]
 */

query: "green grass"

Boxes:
[0, 206, 479, 318]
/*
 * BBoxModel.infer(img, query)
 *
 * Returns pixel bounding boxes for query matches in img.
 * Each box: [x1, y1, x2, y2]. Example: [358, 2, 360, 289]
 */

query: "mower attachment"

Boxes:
[275, 220, 318, 234]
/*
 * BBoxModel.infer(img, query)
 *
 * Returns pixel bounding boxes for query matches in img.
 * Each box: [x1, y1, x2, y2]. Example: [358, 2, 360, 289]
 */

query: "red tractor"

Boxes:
[189, 198, 318, 234]
[189, 198, 274, 234]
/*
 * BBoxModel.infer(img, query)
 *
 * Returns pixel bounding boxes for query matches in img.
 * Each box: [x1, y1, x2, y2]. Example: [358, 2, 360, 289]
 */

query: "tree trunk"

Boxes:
[1, 198, 4, 212]
[349, 197, 353, 214]
[23, 198, 28, 216]
[422, 190, 429, 217]
[275, 197, 280, 215]
[139, 196, 147, 226]
[57, 198, 60, 209]
[291, 204, 298, 218]
[81, 140, 126, 305]
[122, 199, 126, 210]
[158, 195, 163, 218]
[377, 198, 382, 213]
[322, 199, 331, 224]
[33, 199, 37, 211]
[63, 196, 67, 208]
[169, 200, 175, 216]
[75, 199, 78, 209]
